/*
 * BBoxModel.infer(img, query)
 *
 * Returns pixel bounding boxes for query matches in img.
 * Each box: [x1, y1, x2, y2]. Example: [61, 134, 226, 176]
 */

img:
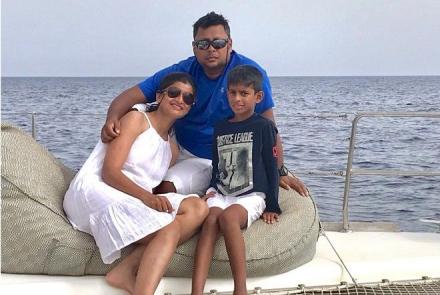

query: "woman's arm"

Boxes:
[101, 111, 173, 212]
[169, 136, 180, 167]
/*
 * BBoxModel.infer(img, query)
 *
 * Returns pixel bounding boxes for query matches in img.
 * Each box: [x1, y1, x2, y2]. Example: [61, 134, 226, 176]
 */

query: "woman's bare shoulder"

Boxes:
[120, 111, 149, 134]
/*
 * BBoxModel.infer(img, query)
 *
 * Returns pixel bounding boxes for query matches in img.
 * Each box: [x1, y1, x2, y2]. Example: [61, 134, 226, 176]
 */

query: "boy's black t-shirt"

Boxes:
[209, 113, 281, 214]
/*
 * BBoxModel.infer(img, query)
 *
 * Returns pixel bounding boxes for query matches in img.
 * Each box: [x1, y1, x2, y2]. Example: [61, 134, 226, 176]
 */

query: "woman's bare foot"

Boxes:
[105, 265, 136, 294]
[105, 246, 146, 294]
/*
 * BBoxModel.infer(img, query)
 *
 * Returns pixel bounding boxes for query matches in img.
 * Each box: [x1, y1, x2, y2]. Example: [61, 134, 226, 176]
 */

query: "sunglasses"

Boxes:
[192, 38, 228, 50]
[159, 86, 195, 106]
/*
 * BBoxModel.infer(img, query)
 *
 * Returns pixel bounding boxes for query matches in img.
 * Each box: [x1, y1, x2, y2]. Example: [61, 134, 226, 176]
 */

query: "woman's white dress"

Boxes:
[63, 112, 192, 264]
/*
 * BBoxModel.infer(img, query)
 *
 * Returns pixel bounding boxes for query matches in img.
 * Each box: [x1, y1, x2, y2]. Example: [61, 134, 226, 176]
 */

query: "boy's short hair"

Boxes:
[227, 65, 263, 92]
[193, 12, 230, 39]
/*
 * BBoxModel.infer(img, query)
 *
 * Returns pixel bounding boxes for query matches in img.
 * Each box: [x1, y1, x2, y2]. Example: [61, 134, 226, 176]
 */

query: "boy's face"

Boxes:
[227, 83, 263, 120]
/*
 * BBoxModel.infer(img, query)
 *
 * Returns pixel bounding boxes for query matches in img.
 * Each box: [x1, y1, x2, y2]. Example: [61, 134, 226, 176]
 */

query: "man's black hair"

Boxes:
[227, 65, 263, 92]
[193, 12, 230, 39]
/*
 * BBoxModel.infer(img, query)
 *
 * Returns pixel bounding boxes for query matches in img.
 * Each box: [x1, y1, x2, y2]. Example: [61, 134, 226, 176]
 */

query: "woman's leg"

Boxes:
[105, 234, 156, 294]
[133, 221, 183, 295]
[107, 196, 207, 295]
[218, 205, 248, 295]
[133, 197, 208, 295]
[175, 196, 209, 243]
[191, 207, 224, 295]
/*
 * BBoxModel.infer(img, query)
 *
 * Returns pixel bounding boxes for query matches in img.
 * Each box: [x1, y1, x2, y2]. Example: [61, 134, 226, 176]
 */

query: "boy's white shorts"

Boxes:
[206, 190, 266, 228]
[163, 148, 212, 196]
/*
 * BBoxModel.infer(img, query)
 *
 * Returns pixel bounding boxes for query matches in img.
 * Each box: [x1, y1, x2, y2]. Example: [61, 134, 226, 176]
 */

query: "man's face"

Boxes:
[193, 25, 231, 74]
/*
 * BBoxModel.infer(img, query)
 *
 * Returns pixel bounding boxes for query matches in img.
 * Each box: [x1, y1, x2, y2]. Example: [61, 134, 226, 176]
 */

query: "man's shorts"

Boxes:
[206, 190, 266, 228]
[163, 148, 212, 196]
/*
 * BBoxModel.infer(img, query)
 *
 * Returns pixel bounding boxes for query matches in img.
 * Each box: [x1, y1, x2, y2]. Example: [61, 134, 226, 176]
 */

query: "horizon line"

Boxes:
[2, 74, 440, 78]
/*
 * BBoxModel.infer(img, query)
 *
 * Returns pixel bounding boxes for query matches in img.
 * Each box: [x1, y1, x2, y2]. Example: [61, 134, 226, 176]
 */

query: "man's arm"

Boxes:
[101, 86, 147, 142]
[261, 108, 309, 197]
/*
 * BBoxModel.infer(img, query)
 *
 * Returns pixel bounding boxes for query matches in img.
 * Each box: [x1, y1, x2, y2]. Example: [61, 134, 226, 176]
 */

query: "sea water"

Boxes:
[2, 76, 439, 232]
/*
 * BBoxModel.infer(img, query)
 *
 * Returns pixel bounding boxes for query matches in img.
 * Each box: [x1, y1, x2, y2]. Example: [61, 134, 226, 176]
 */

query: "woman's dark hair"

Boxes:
[193, 12, 230, 39]
[143, 72, 196, 113]
[158, 72, 196, 97]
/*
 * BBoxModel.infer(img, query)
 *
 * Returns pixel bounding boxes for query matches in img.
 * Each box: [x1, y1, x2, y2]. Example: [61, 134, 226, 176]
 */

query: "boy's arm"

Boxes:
[209, 131, 219, 190]
[261, 109, 309, 197]
[261, 122, 281, 214]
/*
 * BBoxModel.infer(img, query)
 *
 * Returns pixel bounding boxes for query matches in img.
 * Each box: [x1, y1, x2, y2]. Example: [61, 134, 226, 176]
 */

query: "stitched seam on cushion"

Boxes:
[2, 175, 70, 223]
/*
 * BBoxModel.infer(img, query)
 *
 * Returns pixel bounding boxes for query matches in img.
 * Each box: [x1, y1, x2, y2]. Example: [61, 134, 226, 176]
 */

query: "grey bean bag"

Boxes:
[1, 122, 319, 277]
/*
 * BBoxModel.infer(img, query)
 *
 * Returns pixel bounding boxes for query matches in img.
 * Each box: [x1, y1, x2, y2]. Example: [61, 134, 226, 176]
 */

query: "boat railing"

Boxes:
[3, 111, 440, 232]
[3, 111, 352, 177]
[342, 111, 440, 232]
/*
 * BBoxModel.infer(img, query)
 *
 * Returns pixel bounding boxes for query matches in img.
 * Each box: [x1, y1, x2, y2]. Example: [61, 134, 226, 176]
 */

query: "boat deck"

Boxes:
[1, 230, 440, 295]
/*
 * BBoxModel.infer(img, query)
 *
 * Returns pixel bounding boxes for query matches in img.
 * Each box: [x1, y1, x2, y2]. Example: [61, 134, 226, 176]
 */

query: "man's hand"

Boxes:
[101, 118, 121, 143]
[261, 212, 279, 224]
[279, 175, 309, 197]
[144, 195, 174, 213]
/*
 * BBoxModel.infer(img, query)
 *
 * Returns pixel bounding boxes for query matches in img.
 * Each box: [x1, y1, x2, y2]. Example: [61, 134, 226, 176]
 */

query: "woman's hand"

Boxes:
[261, 212, 279, 224]
[143, 195, 174, 213]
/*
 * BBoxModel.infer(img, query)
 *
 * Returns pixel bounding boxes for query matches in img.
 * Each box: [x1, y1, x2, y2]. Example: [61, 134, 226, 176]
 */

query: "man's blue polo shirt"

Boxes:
[138, 51, 274, 160]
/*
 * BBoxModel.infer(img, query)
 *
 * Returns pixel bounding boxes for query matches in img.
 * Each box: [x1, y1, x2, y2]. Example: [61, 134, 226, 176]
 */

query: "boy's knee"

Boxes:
[204, 211, 220, 228]
[218, 211, 240, 231]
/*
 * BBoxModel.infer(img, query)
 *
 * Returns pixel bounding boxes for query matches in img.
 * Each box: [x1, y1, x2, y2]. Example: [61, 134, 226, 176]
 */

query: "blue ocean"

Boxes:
[2, 76, 439, 232]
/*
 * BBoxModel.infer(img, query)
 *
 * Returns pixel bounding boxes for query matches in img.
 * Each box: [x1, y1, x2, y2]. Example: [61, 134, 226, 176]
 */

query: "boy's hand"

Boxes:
[261, 212, 279, 224]
[201, 191, 216, 201]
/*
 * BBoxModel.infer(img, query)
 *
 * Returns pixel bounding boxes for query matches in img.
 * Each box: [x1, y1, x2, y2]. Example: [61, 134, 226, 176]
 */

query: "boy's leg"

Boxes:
[192, 207, 224, 295]
[218, 205, 249, 295]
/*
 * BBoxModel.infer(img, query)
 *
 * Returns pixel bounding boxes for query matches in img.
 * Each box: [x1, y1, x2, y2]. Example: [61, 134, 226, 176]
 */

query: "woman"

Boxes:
[63, 72, 208, 295]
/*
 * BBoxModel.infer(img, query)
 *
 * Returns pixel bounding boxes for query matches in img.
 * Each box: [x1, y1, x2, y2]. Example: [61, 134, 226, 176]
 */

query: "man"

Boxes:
[101, 12, 309, 197]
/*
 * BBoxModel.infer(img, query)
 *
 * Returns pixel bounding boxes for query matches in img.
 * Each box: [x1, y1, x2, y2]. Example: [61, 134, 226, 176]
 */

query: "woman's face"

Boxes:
[158, 81, 194, 118]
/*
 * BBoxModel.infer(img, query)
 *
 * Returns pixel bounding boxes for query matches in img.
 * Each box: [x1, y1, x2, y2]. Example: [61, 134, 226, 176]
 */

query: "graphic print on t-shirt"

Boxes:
[216, 132, 254, 196]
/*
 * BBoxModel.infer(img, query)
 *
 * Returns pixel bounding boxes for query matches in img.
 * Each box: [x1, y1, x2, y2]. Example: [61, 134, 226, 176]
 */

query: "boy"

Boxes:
[191, 65, 281, 295]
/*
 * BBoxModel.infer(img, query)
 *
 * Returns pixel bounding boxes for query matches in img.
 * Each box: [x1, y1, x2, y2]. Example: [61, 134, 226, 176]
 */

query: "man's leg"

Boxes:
[192, 207, 224, 295]
[154, 151, 212, 195]
[218, 205, 249, 295]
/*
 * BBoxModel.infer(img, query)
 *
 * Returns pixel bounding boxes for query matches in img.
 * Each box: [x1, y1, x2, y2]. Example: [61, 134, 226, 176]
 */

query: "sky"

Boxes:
[2, 0, 440, 77]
